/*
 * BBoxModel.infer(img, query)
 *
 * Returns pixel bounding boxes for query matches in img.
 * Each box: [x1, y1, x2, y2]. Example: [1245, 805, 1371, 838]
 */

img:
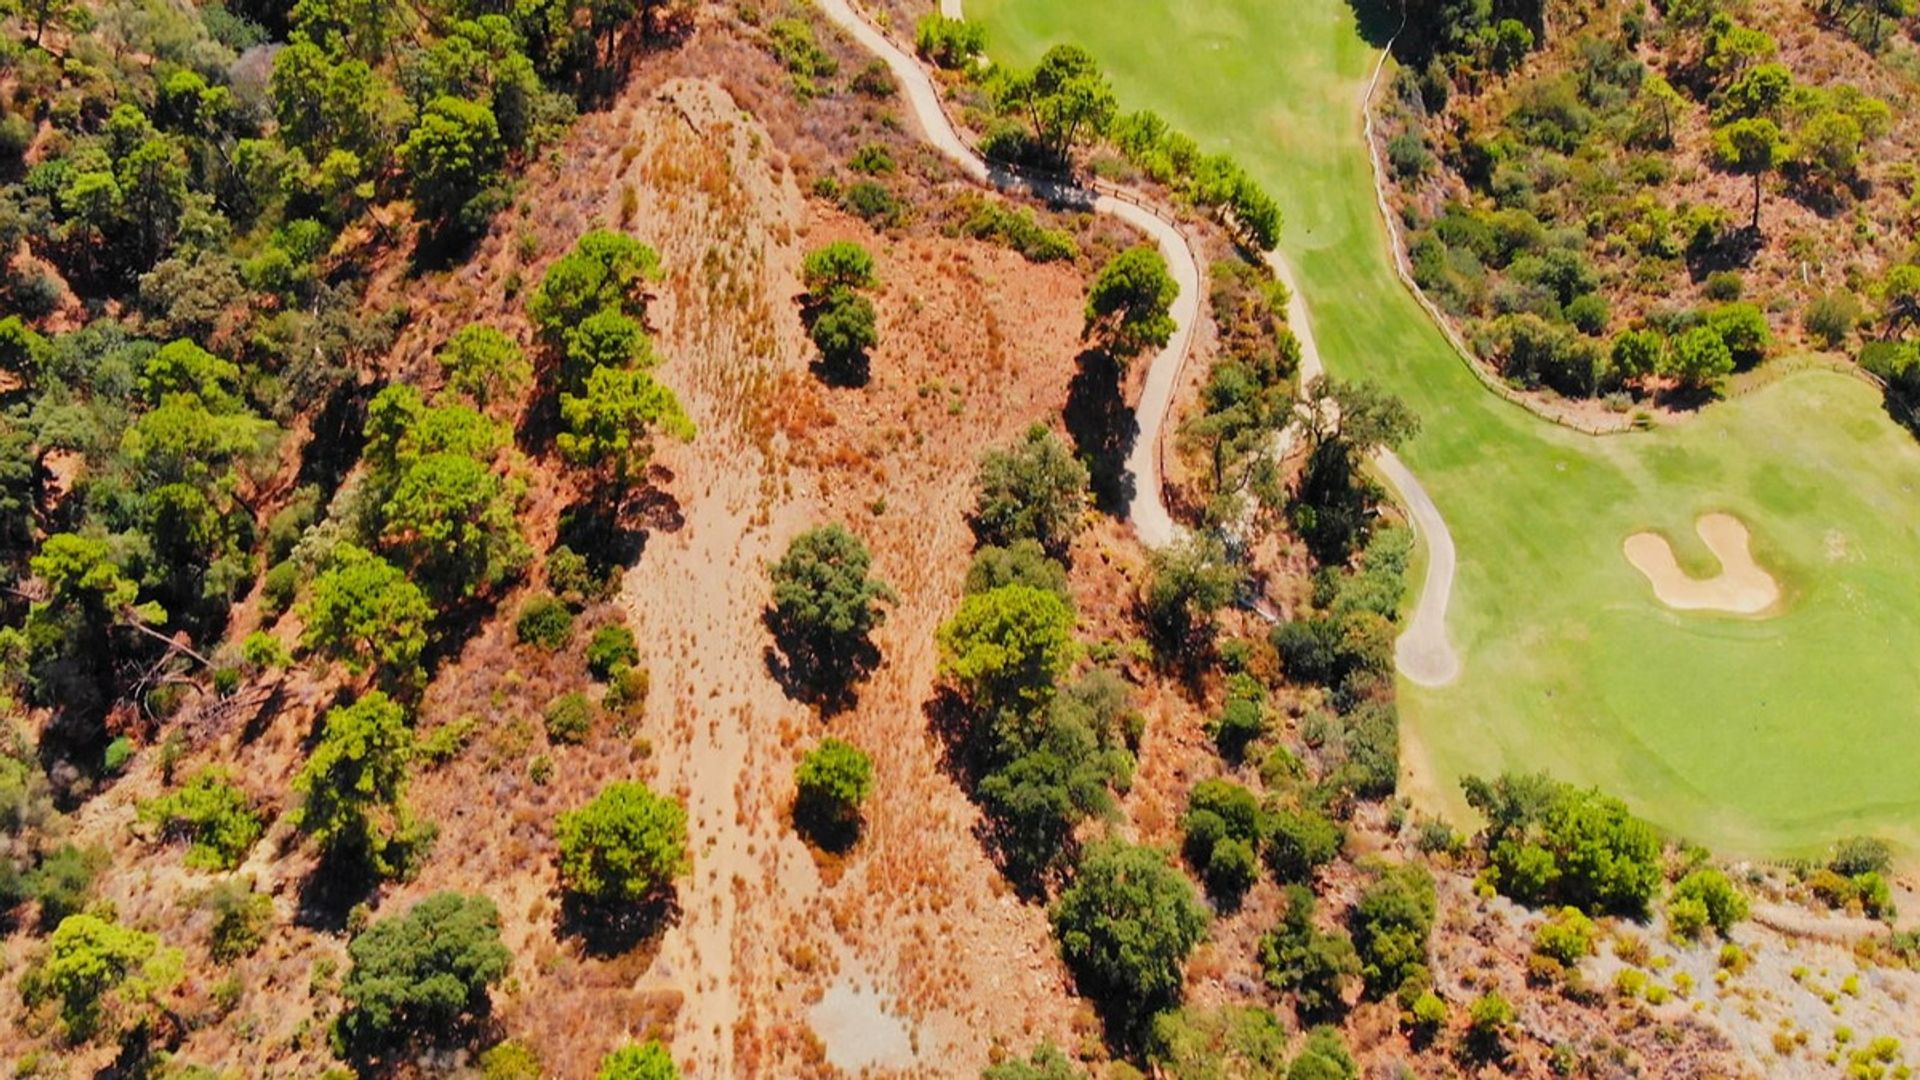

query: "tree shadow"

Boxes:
[1684, 224, 1762, 279]
[293, 844, 381, 933]
[918, 689, 1064, 902]
[1063, 349, 1138, 515]
[555, 476, 681, 581]
[1652, 383, 1720, 413]
[761, 622, 877, 716]
[792, 799, 863, 855]
[556, 891, 681, 959]
[809, 349, 872, 388]
[294, 379, 375, 502]
[1343, 0, 1401, 48]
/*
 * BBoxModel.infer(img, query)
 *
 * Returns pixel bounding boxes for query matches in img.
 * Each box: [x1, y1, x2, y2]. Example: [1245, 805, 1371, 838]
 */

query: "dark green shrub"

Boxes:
[1565, 292, 1610, 335]
[848, 144, 894, 175]
[261, 561, 300, 619]
[841, 181, 903, 228]
[586, 624, 639, 679]
[544, 692, 594, 744]
[204, 878, 273, 962]
[1265, 805, 1342, 882]
[1804, 290, 1862, 347]
[1703, 271, 1744, 301]
[516, 593, 574, 649]
[333, 892, 510, 1052]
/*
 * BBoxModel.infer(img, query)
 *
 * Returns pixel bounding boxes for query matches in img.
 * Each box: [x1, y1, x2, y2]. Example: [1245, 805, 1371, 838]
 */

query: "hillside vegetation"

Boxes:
[5, 0, 1920, 1076]
[1378, 0, 1920, 421]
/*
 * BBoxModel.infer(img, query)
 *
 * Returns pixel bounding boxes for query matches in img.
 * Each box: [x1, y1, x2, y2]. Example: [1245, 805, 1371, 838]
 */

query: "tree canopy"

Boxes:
[555, 780, 690, 906]
[293, 691, 415, 875]
[1051, 839, 1209, 1024]
[766, 524, 896, 702]
[335, 891, 511, 1052]
[1084, 246, 1178, 360]
[972, 425, 1090, 554]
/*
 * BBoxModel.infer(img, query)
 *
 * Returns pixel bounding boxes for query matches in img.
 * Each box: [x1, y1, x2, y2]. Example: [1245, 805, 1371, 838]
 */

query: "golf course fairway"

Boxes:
[973, 0, 1920, 858]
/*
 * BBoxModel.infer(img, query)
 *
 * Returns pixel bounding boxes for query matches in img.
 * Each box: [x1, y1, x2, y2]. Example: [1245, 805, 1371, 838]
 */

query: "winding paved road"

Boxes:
[814, 0, 1458, 683]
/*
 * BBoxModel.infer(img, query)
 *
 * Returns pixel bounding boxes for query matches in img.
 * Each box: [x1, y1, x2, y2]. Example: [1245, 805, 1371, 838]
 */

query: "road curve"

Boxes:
[812, 0, 1199, 548]
[1265, 252, 1460, 686]
[815, 0, 1457, 683]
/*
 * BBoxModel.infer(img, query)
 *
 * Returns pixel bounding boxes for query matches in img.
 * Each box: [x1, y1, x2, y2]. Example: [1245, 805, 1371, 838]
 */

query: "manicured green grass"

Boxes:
[975, 0, 1920, 858]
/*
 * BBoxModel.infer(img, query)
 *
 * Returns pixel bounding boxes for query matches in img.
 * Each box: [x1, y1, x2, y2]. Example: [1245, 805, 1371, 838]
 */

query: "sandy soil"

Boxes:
[1624, 513, 1781, 616]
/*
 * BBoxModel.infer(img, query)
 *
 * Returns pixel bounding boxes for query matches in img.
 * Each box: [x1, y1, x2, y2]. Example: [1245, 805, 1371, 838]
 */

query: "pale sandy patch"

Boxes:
[1624, 513, 1780, 615]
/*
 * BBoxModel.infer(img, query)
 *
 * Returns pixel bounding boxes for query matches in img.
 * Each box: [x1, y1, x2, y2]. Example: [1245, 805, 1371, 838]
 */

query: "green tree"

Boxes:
[558, 362, 694, 486]
[1182, 779, 1262, 903]
[1531, 906, 1595, 967]
[1143, 534, 1244, 652]
[299, 543, 434, 679]
[976, 690, 1126, 884]
[598, 1040, 679, 1079]
[1713, 117, 1786, 231]
[1145, 1006, 1289, 1079]
[562, 309, 648, 388]
[380, 451, 530, 600]
[1084, 245, 1177, 360]
[30, 913, 183, 1041]
[1051, 839, 1208, 1022]
[1707, 302, 1772, 367]
[983, 1042, 1084, 1079]
[586, 624, 640, 678]
[1639, 72, 1684, 146]
[965, 540, 1071, 598]
[1665, 325, 1735, 392]
[1608, 328, 1664, 383]
[1350, 863, 1436, 1001]
[1466, 992, 1516, 1060]
[794, 737, 874, 842]
[528, 230, 661, 346]
[1266, 804, 1343, 882]
[203, 878, 273, 962]
[334, 892, 511, 1052]
[1668, 867, 1748, 938]
[1289, 1027, 1357, 1080]
[1259, 884, 1358, 1022]
[1489, 18, 1534, 71]
[1292, 378, 1419, 565]
[294, 692, 414, 874]
[1463, 772, 1662, 916]
[914, 14, 987, 69]
[766, 525, 897, 701]
[136, 767, 263, 871]
[439, 325, 531, 407]
[972, 425, 1089, 553]
[999, 45, 1117, 163]
[0, 316, 47, 383]
[801, 242, 877, 295]
[806, 288, 880, 385]
[24, 533, 156, 722]
[555, 780, 690, 905]
[937, 584, 1077, 716]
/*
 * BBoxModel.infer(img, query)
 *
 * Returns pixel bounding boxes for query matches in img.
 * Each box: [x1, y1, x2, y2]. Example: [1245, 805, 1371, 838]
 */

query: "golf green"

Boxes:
[974, 0, 1920, 858]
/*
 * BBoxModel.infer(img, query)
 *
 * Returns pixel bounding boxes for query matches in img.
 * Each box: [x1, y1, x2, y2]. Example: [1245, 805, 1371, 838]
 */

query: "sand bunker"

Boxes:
[1623, 513, 1780, 615]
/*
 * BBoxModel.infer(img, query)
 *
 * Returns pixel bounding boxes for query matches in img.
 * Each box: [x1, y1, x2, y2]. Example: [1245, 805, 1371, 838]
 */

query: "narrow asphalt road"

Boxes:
[815, 0, 1458, 684]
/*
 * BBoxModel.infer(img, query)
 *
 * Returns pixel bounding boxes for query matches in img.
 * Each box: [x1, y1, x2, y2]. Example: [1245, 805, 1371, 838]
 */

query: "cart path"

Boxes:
[816, 0, 1458, 684]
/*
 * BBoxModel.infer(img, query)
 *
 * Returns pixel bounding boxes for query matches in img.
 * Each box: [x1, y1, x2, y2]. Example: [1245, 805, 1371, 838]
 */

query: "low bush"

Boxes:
[515, 594, 573, 649]
[544, 692, 595, 744]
